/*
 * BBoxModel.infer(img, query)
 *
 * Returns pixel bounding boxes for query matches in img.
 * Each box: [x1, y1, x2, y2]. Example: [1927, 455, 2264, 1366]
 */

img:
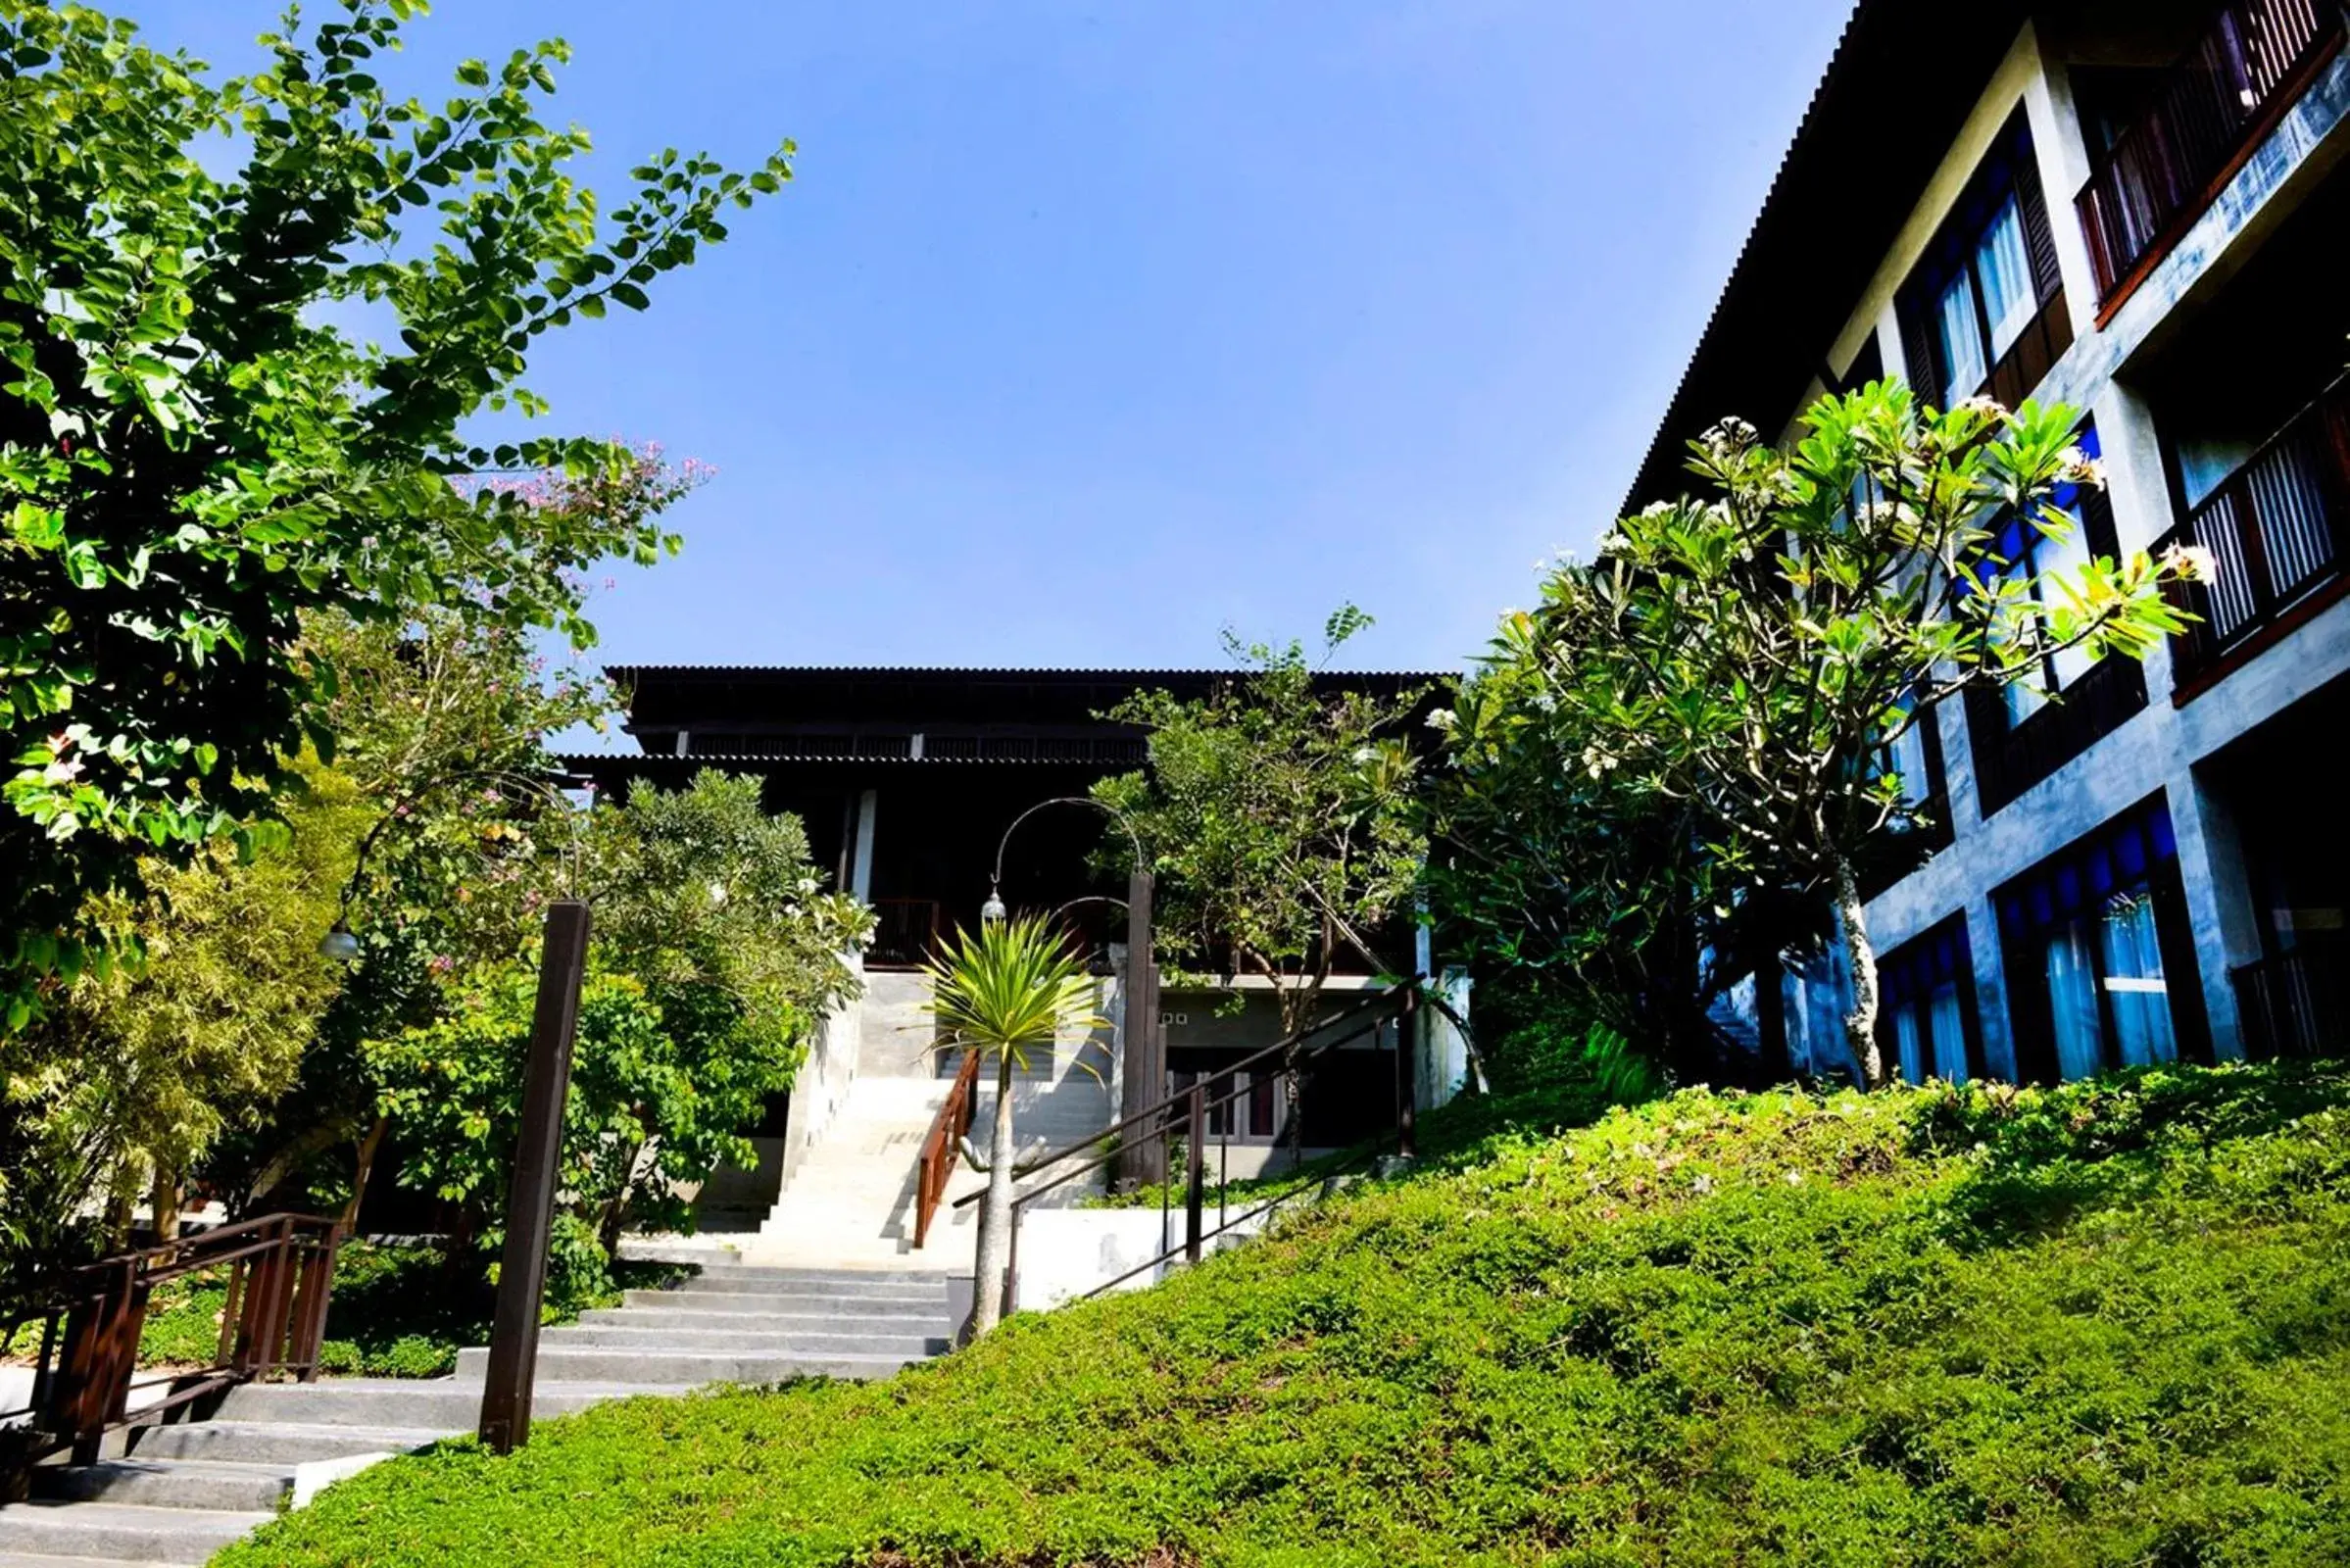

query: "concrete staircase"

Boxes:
[0, 1264, 959, 1566]
[744, 1067, 1114, 1269]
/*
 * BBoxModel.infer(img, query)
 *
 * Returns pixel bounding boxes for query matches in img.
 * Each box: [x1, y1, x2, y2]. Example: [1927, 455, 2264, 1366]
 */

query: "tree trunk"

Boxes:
[338, 1116, 388, 1237]
[970, 1052, 1018, 1336]
[150, 1167, 181, 1242]
[1835, 855, 1887, 1089]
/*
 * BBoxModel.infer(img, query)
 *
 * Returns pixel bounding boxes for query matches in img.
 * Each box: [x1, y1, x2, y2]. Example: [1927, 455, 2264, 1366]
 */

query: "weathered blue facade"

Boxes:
[1648, 3, 2350, 1083]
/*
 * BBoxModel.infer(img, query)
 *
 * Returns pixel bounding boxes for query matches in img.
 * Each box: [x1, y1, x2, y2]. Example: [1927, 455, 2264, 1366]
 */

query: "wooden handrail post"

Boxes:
[478, 900, 592, 1455]
[1183, 1083, 1205, 1264]
[1395, 986, 1419, 1160]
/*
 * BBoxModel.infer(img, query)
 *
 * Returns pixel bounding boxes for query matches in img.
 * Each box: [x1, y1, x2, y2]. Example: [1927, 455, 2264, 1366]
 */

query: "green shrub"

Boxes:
[220, 1061, 2350, 1567]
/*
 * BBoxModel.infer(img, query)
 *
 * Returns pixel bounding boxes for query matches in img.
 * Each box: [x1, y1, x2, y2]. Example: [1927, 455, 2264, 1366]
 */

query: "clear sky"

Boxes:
[136, 0, 1852, 677]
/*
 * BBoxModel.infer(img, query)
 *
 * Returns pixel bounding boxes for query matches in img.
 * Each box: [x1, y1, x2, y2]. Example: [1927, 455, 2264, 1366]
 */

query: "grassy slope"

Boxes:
[220, 1062, 2350, 1567]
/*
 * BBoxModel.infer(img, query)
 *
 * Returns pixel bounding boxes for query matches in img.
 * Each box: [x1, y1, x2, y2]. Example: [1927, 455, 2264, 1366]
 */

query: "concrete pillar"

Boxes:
[1965, 892, 2022, 1082]
[850, 789, 878, 904]
[2169, 766, 2259, 1060]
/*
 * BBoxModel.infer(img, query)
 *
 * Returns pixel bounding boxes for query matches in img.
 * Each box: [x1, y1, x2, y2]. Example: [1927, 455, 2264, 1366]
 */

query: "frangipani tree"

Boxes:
[921, 915, 1104, 1337]
[1508, 385, 2192, 1088]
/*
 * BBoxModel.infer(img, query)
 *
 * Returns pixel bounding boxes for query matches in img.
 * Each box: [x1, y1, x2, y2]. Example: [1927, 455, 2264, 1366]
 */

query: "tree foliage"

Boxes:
[1094, 611, 1433, 1044]
[0, 0, 790, 1025]
[365, 770, 870, 1271]
[1439, 385, 2192, 1087]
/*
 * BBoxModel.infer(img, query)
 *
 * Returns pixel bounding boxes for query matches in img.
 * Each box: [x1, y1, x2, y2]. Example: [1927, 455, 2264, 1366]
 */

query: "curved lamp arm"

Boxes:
[985, 796, 1145, 922]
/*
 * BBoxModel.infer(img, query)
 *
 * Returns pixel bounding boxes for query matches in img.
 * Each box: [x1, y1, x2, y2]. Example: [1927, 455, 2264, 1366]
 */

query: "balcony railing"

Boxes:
[2154, 376, 2350, 690]
[867, 897, 945, 970]
[2075, 0, 2344, 311]
[2233, 939, 2347, 1058]
[1966, 652, 2151, 816]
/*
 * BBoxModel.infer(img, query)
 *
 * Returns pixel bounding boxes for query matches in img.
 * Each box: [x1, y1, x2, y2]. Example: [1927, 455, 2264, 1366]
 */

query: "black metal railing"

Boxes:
[2077, 0, 2344, 307]
[866, 898, 944, 970]
[2233, 940, 2347, 1057]
[947, 980, 1425, 1323]
[2155, 375, 2350, 687]
[1966, 651, 2151, 816]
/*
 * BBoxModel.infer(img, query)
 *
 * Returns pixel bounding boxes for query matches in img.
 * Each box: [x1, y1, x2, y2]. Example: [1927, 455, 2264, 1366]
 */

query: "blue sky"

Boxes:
[139, 0, 1851, 676]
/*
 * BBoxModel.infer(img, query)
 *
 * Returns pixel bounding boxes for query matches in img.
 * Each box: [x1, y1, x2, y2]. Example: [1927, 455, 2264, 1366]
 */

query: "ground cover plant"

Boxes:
[219, 1058, 2350, 1567]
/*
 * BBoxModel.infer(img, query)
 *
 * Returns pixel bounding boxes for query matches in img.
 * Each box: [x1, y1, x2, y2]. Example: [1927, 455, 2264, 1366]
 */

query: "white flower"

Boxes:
[1424, 708, 1457, 732]
[708, 880, 729, 906]
[2161, 542, 2217, 583]
[42, 757, 82, 785]
[1957, 394, 2007, 419]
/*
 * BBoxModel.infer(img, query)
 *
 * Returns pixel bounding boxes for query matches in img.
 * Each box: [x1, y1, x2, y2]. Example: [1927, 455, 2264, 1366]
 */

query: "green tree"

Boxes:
[363, 770, 869, 1274]
[1478, 386, 2190, 1087]
[1095, 611, 1432, 1151]
[0, 754, 367, 1308]
[0, 0, 792, 1026]
[921, 915, 1104, 1338]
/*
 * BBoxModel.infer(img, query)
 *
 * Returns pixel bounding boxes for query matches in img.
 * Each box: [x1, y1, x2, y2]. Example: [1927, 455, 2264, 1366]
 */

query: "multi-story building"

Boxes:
[1634, 0, 2350, 1083]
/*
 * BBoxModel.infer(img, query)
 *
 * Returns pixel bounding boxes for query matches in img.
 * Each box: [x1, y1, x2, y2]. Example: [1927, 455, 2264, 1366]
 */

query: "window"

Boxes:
[1995, 797, 2210, 1081]
[1897, 112, 2067, 411]
[1879, 916, 1981, 1084]
[1982, 424, 2117, 725]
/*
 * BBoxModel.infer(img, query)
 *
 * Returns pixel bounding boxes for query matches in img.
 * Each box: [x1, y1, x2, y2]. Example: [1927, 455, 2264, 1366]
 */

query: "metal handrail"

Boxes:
[912, 1049, 984, 1249]
[950, 978, 1425, 1327]
[950, 981, 1413, 1214]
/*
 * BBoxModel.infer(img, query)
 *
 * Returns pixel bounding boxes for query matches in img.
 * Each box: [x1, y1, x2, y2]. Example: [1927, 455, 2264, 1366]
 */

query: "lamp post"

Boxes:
[984, 797, 1164, 1188]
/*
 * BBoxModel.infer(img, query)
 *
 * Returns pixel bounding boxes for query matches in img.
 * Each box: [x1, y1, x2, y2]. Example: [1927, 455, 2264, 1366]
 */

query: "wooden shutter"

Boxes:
[2011, 126, 2064, 305]
[1898, 289, 1945, 413]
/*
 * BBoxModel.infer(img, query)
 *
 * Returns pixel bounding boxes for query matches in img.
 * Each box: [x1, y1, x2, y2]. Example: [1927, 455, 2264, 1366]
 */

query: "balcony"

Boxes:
[2154, 375, 2350, 696]
[2075, 0, 2345, 317]
[1965, 652, 2151, 816]
[2232, 938, 2348, 1057]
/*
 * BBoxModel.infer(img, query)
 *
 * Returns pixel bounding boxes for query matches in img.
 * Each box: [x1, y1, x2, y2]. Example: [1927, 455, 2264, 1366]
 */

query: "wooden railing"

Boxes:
[2, 1214, 341, 1471]
[2154, 375, 2350, 690]
[2233, 939, 2347, 1058]
[866, 898, 945, 970]
[912, 1049, 983, 1249]
[2076, 0, 2344, 311]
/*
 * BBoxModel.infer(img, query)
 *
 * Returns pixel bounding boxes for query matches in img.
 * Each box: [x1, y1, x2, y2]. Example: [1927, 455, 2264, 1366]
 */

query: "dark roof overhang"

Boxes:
[1622, 0, 2035, 512]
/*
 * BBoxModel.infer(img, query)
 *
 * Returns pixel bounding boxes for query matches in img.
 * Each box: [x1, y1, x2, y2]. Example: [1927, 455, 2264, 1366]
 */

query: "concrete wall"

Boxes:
[778, 956, 867, 1185]
[1011, 1203, 1278, 1310]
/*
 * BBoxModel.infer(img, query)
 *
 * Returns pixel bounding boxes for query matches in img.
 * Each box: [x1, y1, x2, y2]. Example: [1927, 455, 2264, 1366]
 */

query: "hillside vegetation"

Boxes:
[220, 1060, 2350, 1567]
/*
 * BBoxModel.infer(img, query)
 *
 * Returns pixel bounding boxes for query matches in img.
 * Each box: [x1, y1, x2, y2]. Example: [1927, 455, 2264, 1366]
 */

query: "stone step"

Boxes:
[128, 1420, 452, 1466]
[621, 1287, 943, 1314]
[668, 1274, 949, 1300]
[682, 1264, 956, 1288]
[539, 1325, 947, 1355]
[0, 1501, 274, 1565]
[0, 1552, 169, 1568]
[452, 1347, 914, 1386]
[576, 1305, 950, 1334]
[30, 1459, 292, 1513]
[213, 1379, 690, 1429]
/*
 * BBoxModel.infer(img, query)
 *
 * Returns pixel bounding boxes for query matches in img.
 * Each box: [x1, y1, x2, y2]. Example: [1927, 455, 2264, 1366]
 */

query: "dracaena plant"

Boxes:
[921, 914, 1106, 1336]
[0, 0, 793, 1029]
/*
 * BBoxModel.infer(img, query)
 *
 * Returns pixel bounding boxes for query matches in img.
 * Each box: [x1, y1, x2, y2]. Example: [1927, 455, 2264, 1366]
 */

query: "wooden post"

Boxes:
[1394, 988, 1419, 1161]
[1183, 1083, 1206, 1264]
[477, 901, 591, 1455]
[1121, 868, 1168, 1189]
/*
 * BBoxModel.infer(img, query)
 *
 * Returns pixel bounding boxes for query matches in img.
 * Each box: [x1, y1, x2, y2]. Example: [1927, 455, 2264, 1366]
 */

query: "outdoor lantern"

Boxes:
[981, 886, 1007, 925]
[318, 920, 361, 963]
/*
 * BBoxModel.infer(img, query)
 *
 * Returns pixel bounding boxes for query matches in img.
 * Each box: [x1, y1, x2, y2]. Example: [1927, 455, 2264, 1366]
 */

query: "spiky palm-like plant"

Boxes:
[922, 914, 1105, 1335]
